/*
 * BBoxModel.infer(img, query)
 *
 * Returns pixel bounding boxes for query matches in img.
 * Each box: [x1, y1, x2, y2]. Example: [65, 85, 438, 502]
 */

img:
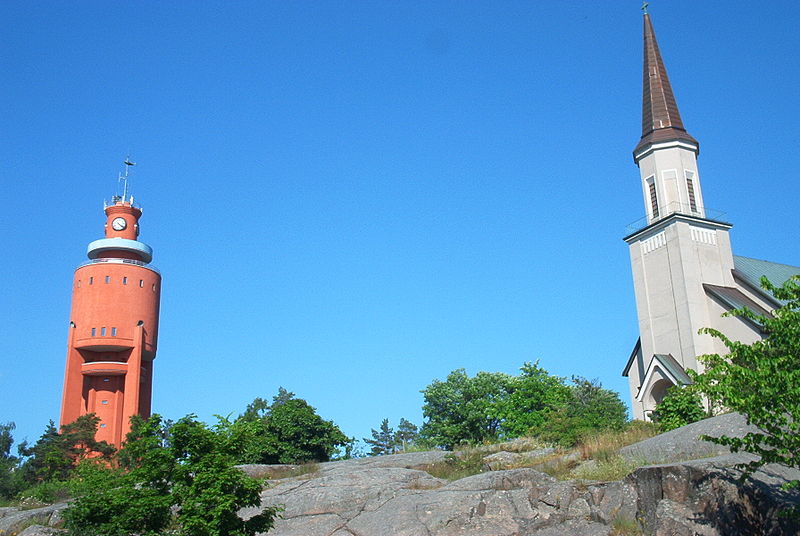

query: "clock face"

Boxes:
[112, 217, 127, 231]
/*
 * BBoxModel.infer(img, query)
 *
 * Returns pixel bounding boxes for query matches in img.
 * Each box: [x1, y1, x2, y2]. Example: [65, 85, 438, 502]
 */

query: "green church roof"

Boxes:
[733, 255, 800, 306]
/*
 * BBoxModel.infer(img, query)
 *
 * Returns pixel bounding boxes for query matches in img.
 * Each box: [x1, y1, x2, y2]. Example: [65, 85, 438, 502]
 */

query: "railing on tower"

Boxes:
[624, 203, 728, 235]
[79, 257, 160, 273]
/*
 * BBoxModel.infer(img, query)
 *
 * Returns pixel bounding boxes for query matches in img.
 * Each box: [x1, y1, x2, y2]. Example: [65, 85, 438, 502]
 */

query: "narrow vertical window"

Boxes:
[89, 277, 94, 285]
[123, 277, 128, 285]
[77, 280, 81, 288]
[686, 171, 698, 212]
[139, 280, 144, 288]
[111, 327, 117, 336]
[101, 327, 107, 336]
[105, 275, 110, 284]
[91, 327, 96, 337]
[152, 284, 156, 292]
[648, 179, 659, 219]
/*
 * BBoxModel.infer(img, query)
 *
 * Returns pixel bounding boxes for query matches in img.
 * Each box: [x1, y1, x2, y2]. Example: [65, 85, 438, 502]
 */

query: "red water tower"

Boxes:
[60, 161, 161, 447]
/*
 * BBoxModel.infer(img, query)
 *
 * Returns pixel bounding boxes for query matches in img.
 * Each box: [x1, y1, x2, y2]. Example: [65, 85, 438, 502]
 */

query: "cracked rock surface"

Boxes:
[242, 415, 800, 536]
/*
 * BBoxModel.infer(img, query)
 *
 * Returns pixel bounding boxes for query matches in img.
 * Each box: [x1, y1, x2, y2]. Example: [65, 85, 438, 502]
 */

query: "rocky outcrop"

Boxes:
[0, 503, 67, 536]
[628, 454, 800, 536]
[3, 414, 798, 535]
[242, 463, 638, 536]
[244, 414, 799, 536]
[619, 413, 760, 465]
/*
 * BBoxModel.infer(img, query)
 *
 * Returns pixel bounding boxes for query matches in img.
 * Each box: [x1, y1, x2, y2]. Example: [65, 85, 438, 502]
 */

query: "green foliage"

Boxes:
[364, 418, 396, 456]
[537, 377, 628, 447]
[363, 418, 420, 456]
[0, 422, 24, 500]
[17, 480, 72, 504]
[420, 364, 629, 449]
[395, 418, 420, 452]
[419, 369, 514, 449]
[64, 414, 279, 536]
[692, 275, 800, 483]
[18, 415, 115, 486]
[496, 362, 571, 438]
[651, 385, 707, 431]
[217, 388, 350, 464]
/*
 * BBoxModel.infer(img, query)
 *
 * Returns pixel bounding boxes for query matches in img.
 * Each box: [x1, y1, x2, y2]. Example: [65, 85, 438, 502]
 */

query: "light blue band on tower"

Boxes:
[87, 238, 153, 264]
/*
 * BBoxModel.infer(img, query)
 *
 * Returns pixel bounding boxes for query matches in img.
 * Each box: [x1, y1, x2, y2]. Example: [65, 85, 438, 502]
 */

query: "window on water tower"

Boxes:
[139, 280, 144, 288]
[105, 276, 110, 284]
[89, 277, 94, 285]
[101, 400, 109, 405]
[123, 277, 128, 285]
[100, 424, 106, 428]
[101, 327, 106, 336]
[111, 327, 117, 336]
[91, 328, 96, 337]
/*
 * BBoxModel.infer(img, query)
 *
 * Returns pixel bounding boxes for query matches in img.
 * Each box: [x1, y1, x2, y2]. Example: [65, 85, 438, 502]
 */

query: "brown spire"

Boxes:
[634, 13, 698, 157]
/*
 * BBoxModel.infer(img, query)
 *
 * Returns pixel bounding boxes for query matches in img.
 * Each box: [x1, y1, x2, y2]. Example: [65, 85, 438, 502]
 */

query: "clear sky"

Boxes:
[2, 1, 799, 449]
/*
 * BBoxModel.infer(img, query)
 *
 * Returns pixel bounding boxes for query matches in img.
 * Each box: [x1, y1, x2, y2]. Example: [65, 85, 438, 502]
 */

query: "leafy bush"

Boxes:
[63, 415, 279, 536]
[692, 275, 800, 489]
[218, 388, 350, 464]
[420, 369, 514, 449]
[16, 480, 71, 505]
[537, 377, 628, 447]
[651, 385, 706, 431]
[420, 365, 629, 449]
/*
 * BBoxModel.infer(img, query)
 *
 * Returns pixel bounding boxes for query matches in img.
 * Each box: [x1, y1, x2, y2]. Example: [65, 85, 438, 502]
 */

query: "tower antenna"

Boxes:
[642, 1, 649, 14]
[119, 157, 136, 204]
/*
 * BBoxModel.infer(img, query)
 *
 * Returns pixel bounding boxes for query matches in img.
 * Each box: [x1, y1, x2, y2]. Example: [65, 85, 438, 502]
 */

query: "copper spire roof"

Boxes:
[634, 13, 698, 157]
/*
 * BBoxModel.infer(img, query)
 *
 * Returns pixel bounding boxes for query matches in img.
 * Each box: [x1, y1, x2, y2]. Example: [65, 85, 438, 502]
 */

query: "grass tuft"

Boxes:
[578, 422, 660, 462]
[610, 516, 643, 535]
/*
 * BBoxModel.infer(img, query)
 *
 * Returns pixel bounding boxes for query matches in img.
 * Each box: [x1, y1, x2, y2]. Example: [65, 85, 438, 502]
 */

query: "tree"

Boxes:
[218, 388, 350, 464]
[419, 369, 514, 449]
[652, 384, 707, 431]
[64, 414, 279, 536]
[537, 377, 628, 447]
[395, 418, 419, 452]
[0, 422, 22, 499]
[18, 415, 115, 485]
[364, 419, 396, 456]
[692, 275, 800, 484]
[496, 362, 571, 438]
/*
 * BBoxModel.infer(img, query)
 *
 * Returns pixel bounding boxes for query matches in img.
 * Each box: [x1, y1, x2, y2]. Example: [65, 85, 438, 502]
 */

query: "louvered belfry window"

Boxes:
[649, 181, 659, 218]
[686, 171, 697, 213]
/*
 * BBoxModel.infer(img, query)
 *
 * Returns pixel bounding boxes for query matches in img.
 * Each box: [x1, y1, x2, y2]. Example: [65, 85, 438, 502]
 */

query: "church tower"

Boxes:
[60, 161, 161, 447]
[623, 12, 737, 420]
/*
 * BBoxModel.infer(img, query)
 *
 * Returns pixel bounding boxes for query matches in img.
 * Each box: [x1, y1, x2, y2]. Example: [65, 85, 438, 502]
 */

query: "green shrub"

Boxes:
[651, 385, 706, 431]
[17, 480, 71, 505]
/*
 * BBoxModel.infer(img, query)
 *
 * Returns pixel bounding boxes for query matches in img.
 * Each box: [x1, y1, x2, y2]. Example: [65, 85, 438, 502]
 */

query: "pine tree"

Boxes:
[394, 418, 418, 452]
[364, 419, 395, 456]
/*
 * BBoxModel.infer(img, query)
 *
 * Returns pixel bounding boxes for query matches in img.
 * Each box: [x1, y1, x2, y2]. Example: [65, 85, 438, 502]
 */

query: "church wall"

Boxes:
[705, 294, 763, 359]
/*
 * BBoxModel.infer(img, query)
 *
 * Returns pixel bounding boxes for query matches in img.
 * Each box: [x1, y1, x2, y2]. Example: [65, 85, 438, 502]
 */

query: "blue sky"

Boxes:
[2, 1, 799, 449]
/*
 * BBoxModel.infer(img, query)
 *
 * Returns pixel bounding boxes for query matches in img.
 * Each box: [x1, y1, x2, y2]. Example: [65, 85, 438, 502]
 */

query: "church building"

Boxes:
[622, 12, 799, 420]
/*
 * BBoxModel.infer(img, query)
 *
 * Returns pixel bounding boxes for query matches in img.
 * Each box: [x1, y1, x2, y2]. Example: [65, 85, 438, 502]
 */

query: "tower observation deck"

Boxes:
[60, 161, 162, 447]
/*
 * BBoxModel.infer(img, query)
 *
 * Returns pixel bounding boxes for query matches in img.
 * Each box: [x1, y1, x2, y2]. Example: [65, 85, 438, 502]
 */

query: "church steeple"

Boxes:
[632, 11, 705, 223]
[634, 13, 698, 159]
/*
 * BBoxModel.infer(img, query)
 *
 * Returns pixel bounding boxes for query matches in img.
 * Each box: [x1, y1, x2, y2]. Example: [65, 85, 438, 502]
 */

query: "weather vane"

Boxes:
[642, 1, 649, 14]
